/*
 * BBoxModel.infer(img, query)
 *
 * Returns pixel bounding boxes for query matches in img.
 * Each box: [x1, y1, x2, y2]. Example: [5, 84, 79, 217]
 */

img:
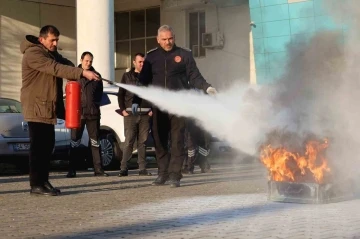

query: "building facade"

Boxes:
[0, 0, 252, 100]
[249, 0, 348, 84]
[0, 0, 347, 100]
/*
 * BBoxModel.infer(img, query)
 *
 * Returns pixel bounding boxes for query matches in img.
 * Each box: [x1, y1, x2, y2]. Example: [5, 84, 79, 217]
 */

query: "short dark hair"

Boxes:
[39, 25, 60, 38]
[81, 51, 93, 59]
[133, 53, 144, 61]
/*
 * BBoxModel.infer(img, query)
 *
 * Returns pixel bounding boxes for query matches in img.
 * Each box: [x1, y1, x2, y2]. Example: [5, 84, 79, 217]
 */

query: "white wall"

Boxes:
[0, 0, 76, 100]
[162, 2, 251, 90]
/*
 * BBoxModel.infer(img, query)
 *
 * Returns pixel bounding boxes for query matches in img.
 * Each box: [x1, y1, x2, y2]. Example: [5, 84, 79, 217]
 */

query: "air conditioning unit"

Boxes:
[202, 31, 224, 49]
[162, 0, 208, 11]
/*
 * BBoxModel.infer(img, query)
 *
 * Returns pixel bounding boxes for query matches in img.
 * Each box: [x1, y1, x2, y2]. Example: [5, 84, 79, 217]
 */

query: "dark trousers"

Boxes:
[186, 120, 211, 170]
[121, 114, 150, 170]
[28, 122, 55, 187]
[69, 118, 103, 172]
[152, 108, 185, 180]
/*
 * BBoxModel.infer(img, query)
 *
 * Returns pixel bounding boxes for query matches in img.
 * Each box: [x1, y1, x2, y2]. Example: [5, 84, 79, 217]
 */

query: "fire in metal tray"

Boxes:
[260, 137, 355, 203]
[267, 180, 355, 204]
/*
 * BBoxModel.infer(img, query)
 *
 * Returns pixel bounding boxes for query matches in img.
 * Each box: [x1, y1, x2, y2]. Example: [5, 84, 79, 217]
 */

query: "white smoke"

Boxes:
[112, 0, 360, 182]
[117, 82, 276, 156]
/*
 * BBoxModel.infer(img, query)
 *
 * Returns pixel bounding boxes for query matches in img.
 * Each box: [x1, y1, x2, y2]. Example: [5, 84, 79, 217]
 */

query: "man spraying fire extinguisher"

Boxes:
[66, 51, 108, 178]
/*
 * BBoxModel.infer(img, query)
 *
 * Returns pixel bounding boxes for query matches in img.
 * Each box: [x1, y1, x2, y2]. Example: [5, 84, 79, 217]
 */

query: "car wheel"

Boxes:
[99, 131, 122, 170]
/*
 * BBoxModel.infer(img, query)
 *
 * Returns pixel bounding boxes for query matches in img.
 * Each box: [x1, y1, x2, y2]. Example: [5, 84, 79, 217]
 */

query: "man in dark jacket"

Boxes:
[21, 25, 99, 196]
[66, 51, 108, 178]
[132, 25, 217, 187]
[117, 53, 152, 177]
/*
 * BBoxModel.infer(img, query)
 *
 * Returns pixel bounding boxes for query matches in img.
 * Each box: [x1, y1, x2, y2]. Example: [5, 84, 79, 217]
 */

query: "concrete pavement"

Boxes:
[0, 162, 359, 239]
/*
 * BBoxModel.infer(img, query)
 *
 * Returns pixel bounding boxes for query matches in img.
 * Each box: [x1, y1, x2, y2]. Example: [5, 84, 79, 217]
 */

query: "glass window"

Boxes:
[146, 37, 158, 52]
[115, 7, 160, 70]
[115, 41, 130, 69]
[131, 39, 145, 60]
[115, 12, 129, 40]
[0, 98, 22, 113]
[131, 10, 145, 38]
[146, 8, 160, 36]
[189, 11, 206, 58]
[199, 12, 206, 57]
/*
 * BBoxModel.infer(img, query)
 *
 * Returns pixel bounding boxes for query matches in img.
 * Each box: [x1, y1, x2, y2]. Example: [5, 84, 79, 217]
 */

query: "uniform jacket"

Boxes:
[117, 68, 152, 114]
[78, 65, 103, 119]
[20, 35, 83, 125]
[133, 45, 211, 105]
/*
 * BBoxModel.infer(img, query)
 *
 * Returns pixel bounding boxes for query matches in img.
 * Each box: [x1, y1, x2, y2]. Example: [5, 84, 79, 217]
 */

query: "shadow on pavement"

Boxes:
[46, 199, 301, 239]
[0, 169, 264, 195]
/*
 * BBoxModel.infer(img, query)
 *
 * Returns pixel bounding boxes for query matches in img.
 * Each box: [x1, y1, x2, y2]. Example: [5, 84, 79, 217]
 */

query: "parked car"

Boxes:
[54, 85, 156, 170]
[1, 88, 237, 171]
[0, 98, 30, 156]
[0, 98, 30, 171]
[0, 93, 155, 171]
[208, 136, 234, 158]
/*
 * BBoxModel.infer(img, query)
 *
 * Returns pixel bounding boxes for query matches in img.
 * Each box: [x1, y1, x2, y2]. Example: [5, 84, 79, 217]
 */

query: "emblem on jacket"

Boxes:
[174, 56, 181, 63]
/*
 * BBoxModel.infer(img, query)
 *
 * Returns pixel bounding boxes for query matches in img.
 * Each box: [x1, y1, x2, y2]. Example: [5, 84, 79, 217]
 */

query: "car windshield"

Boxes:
[0, 98, 22, 113]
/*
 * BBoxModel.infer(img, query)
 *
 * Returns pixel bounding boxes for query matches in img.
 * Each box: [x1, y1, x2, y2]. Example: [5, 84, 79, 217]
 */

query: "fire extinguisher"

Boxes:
[65, 81, 81, 129]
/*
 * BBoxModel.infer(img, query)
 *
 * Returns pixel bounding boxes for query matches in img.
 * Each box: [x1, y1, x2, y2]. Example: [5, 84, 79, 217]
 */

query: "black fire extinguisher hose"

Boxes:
[100, 78, 115, 85]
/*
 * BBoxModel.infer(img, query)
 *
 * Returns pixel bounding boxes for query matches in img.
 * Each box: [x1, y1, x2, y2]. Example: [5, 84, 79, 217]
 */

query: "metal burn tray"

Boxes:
[268, 180, 355, 204]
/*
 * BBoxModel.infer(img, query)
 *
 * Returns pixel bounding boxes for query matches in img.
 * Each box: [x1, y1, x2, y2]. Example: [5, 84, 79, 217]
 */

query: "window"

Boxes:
[189, 11, 206, 58]
[0, 98, 22, 113]
[115, 7, 160, 70]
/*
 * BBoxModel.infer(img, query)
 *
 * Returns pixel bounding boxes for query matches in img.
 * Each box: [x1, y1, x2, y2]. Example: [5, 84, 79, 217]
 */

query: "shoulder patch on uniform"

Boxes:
[181, 47, 192, 52]
[147, 47, 158, 54]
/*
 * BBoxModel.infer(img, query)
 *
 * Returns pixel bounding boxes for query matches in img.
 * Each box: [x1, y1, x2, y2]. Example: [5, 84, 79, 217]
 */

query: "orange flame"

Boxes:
[260, 139, 331, 183]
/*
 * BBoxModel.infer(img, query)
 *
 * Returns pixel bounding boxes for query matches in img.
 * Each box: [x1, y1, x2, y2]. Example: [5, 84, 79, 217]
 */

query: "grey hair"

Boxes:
[157, 25, 175, 36]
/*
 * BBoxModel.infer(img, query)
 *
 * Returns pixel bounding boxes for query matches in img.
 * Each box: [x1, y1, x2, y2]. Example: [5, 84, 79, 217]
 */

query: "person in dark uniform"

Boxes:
[66, 51, 108, 178]
[20, 25, 100, 196]
[183, 119, 212, 174]
[132, 25, 217, 187]
[117, 53, 153, 177]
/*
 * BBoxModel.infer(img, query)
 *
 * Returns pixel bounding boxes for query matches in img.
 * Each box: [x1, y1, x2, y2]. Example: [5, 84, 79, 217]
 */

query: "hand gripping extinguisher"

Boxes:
[65, 81, 81, 129]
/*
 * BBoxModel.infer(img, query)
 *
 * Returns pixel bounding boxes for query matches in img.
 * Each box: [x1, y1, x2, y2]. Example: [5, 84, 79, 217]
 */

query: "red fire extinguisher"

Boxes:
[65, 81, 81, 129]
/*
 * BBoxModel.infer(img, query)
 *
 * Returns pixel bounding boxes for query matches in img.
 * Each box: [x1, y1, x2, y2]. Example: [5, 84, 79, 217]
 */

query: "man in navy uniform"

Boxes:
[132, 25, 217, 187]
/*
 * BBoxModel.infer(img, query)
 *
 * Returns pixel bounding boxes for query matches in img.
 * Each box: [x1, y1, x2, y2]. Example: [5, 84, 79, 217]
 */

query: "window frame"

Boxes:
[114, 6, 160, 70]
[188, 10, 206, 59]
[0, 98, 22, 113]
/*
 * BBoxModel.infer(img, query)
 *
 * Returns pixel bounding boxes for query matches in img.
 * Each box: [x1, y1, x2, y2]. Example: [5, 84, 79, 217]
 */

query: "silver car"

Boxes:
[0, 98, 30, 156]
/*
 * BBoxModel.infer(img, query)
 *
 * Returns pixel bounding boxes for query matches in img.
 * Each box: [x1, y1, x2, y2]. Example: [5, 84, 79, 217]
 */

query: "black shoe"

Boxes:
[30, 186, 58, 196]
[118, 169, 128, 177]
[139, 169, 152, 176]
[66, 170, 76, 178]
[94, 171, 109, 177]
[44, 181, 61, 194]
[182, 168, 189, 174]
[169, 179, 180, 188]
[151, 176, 168, 186]
[188, 166, 194, 174]
[201, 168, 212, 173]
